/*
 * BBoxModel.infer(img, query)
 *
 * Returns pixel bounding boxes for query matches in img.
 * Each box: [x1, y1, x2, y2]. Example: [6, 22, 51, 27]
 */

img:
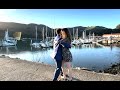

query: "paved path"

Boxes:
[0, 57, 120, 81]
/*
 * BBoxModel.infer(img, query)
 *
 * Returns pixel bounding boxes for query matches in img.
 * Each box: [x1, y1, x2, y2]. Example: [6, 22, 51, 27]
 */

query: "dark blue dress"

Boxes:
[60, 38, 72, 62]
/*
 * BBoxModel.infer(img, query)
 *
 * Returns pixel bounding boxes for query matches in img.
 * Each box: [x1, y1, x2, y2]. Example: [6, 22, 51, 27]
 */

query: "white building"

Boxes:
[102, 33, 120, 38]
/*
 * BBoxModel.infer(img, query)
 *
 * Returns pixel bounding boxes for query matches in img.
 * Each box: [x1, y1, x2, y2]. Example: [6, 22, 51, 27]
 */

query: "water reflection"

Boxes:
[0, 46, 17, 54]
[0, 42, 120, 72]
[72, 43, 101, 49]
[110, 44, 113, 51]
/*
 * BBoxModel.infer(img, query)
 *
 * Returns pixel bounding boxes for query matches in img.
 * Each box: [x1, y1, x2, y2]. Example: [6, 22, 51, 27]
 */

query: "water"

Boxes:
[0, 41, 120, 72]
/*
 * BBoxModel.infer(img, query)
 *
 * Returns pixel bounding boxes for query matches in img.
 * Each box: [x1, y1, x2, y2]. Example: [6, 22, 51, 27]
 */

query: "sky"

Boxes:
[0, 9, 120, 29]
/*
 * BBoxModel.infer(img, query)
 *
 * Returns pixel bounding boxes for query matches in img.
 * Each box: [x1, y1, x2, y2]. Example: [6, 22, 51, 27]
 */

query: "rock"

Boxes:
[103, 63, 120, 75]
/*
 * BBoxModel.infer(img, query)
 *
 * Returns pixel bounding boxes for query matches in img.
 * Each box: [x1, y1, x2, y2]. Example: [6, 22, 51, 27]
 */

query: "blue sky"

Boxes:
[0, 9, 120, 29]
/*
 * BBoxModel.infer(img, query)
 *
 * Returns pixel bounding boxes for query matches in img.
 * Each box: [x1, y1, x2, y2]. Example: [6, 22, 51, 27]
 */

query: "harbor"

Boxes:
[1, 27, 120, 73]
[1, 26, 120, 49]
[1, 40, 120, 73]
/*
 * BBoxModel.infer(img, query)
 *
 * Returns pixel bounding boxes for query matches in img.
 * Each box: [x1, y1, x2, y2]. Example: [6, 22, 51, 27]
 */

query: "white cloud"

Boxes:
[0, 9, 16, 15]
[0, 9, 17, 22]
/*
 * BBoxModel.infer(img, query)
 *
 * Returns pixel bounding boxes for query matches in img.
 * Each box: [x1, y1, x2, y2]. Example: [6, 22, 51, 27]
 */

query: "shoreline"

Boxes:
[0, 55, 120, 81]
[0, 55, 106, 73]
[103, 63, 120, 75]
[0, 55, 96, 72]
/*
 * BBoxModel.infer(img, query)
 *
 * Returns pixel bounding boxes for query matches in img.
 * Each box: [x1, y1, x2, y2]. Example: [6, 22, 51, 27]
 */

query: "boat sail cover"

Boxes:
[13, 32, 22, 40]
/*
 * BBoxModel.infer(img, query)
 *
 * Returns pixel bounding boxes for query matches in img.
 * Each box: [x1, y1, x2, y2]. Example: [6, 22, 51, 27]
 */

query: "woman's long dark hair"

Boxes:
[61, 28, 72, 42]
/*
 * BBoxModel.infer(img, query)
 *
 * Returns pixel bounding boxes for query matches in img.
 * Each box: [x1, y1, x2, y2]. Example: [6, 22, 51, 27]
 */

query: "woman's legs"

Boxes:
[64, 62, 72, 80]
[53, 60, 62, 81]
[61, 61, 72, 80]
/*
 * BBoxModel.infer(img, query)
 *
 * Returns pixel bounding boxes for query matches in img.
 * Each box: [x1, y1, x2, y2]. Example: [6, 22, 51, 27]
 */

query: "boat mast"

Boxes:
[43, 27, 44, 41]
[77, 28, 78, 39]
[85, 30, 86, 40]
[54, 17, 55, 37]
[89, 32, 91, 40]
[54, 29, 55, 37]
[52, 29, 53, 39]
[73, 27, 74, 40]
[46, 26, 47, 41]
[35, 26, 37, 41]
[4, 29, 9, 40]
[93, 32, 95, 40]
[83, 31, 85, 39]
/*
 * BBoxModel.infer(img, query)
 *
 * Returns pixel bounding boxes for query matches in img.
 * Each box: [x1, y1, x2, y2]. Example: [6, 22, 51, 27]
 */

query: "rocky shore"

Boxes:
[103, 63, 120, 75]
[0, 55, 120, 81]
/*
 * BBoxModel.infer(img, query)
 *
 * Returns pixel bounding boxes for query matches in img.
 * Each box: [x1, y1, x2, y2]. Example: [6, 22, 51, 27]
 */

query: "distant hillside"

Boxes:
[0, 22, 53, 39]
[68, 25, 120, 37]
[0, 22, 120, 39]
[68, 26, 111, 37]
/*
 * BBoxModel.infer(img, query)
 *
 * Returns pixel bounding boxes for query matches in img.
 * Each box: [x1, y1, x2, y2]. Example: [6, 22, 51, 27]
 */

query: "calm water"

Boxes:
[0, 41, 120, 72]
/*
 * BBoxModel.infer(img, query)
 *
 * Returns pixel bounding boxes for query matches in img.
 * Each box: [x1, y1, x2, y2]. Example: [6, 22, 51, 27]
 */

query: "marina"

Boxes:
[0, 27, 120, 72]
[0, 39, 120, 72]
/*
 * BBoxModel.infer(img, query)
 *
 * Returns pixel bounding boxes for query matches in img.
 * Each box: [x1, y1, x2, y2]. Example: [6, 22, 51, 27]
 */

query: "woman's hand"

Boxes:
[58, 39, 63, 44]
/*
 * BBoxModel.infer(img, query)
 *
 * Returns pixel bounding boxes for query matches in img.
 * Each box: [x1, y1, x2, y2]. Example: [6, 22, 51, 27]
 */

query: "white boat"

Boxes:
[40, 41, 49, 48]
[83, 39, 92, 44]
[72, 28, 82, 45]
[40, 42, 48, 48]
[40, 40, 49, 48]
[1, 29, 17, 46]
[80, 30, 92, 44]
[30, 40, 41, 48]
[72, 39, 81, 45]
[39, 27, 49, 48]
[30, 26, 41, 48]
[48, 39, 53, 47]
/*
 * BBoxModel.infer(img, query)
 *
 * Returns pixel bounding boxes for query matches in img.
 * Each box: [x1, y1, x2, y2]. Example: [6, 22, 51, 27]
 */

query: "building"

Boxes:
[102, 33, 120, 44]
[102, 33, 120, 38]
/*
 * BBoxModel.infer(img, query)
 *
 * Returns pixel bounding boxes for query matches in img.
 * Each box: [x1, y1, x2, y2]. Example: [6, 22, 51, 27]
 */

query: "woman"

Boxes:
[60, 28, 73, 81]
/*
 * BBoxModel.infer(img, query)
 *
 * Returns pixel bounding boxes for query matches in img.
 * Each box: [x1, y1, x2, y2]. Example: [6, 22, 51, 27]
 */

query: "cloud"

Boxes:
[0, 9, 17, 22]
[0, 9, 16, 15]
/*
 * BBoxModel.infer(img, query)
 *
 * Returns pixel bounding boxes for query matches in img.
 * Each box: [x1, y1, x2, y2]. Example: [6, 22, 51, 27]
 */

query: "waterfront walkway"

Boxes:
[0, 56, 120, 81]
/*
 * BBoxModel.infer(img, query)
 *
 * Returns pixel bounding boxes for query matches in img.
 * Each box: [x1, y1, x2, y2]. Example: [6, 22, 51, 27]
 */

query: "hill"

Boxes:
[0, 22, 120, 39]
[0, 22, 53, 39]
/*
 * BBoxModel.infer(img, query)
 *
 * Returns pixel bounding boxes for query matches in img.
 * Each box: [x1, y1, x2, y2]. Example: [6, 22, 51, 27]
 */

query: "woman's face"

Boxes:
[61, 30, 67, 39]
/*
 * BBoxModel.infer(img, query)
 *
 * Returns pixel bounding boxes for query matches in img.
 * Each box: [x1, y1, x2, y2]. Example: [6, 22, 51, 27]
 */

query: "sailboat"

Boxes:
[88, 32, 93, 43]
[80, 30, 92, 44]
[72, 28, 81, 45]
[91, 32, 96, 43]
[47, 28, 53, 47]
[40, 27, 49, 48]
[1, 29, 17, 46]
[30, 26, 41, 48]
[44, 26, 49, 47]
[48, 29, 55, 48]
